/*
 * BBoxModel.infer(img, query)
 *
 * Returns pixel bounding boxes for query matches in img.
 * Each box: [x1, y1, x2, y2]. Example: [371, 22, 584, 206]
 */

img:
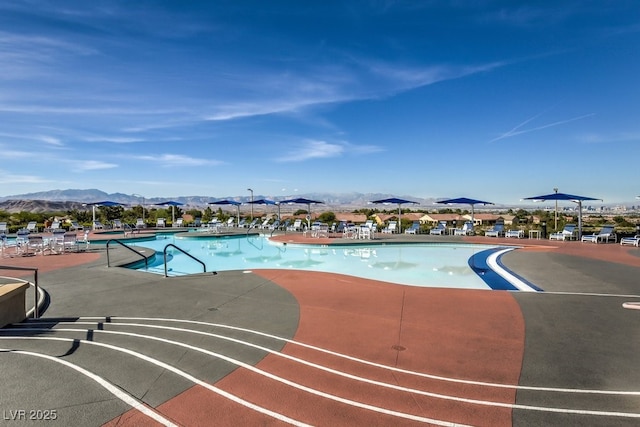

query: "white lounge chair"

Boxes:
[112, 219, 123, 230]
[485, 222, 505, 237]
[287, 219, 302, 231]
[156, 218, 166, 228]
[382, 221, 397, 234]
[620, 235, 640, 246]
[430, 221, 447, 235]
[505, 229, 524, 238]
[26, 221, 38, 233]
[581, 225, 616, 244]
[92, 220, 105, 230]
[454, 221, 474, 236]
[405, 221, 420, 234]
[69, 221, 84, 231]
[135, 218, 146, 229]
[549, 224, 577, 241]
[0, 222, 7, 234]
[173, 218, 184, 227]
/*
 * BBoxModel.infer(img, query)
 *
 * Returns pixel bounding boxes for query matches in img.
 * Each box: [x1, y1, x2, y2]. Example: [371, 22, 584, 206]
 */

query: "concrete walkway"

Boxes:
[0, 231, 639, 426]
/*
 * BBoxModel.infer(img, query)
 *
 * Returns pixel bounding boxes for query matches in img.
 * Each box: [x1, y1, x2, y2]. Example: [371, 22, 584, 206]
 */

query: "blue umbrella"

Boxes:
[248, 199, 279, 220]
[370, 197, 418, 233]
[154, 200, 184, 223]
[436, 197, 494, 226]
[523, 192, 601, 238]
[280, 197, 323, 228]
[209, 200, 242, 226]
[85, 201, 123, 222]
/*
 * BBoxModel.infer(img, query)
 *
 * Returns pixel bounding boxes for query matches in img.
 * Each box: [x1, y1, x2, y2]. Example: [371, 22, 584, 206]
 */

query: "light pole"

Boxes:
[132, 194, 145, 223]
[247, 188, 254, 220]
[554, 187, 558, 231]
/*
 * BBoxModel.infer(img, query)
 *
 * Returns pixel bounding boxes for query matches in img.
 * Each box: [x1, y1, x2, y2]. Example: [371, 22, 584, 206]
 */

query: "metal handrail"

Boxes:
[0, 266, 40, 318]
[106, 239, 149, 269]
[163, 244, 210, 277]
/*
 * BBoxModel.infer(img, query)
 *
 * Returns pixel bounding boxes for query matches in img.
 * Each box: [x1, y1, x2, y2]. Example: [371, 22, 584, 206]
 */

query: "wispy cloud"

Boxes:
[72, 160, 119, 171]
[490, 112, 596, 143]
[577, 131, 640, 144]
[0, 170, 51, 184]
[276, 140, 384, 162]
[133, 154, 224, 167]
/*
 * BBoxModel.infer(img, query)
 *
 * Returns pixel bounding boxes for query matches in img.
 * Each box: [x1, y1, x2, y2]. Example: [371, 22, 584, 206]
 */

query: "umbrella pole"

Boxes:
[398, 205, 402, 233]
[578, 201, 583, 239]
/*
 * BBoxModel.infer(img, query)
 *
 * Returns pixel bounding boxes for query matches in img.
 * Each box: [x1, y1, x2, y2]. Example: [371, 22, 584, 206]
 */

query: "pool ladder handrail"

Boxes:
[106, 239, 149, 269]
[163, 243, 213, 277]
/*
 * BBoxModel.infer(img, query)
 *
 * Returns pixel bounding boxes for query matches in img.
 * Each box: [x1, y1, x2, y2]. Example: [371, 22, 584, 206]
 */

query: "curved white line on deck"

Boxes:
[0, 336, 310, 427]
[0, 332, 467, 426]
[0, 348, 176, 426]
[7, 325, 640, 419]
[486, 248, 538, 292]
[80, 316, 640, 396]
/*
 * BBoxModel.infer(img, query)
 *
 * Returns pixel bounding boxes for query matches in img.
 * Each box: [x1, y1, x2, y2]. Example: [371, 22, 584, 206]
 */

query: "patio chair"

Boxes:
[26, 221, 38, 233]
[485, 222, 505, 237]
[549, 224, 578, 241]
[237, 218, 247, 228]
[156, 218, 166, 228]
[0, 222, 7, 234]
[135, 218, 146, 229]
[505, 229, 524, 238]
[405, 221, 421, 234]
[430, 221, 447, 235]
[69, 221, 84, 231]
[112, 219, 123, 230]
[620, 235, 640, 247]
[173, 218, 184, 227]
[381, 221, 397, 234]
[454, 221, 474, 236]
[287, 219, 302, 231]
[581, 225, 617, 244]
[92, 220, 105, 230]
[62, 232, 79, 252]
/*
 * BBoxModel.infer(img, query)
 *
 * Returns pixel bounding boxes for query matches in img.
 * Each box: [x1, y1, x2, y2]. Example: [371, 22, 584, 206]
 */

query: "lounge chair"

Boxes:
[430, 221, 447, 235]
[62, 232, 79, 252]
[193, 217, 202, 227]
[156, 218, 166, 228]
[581, 225, 616, 244]
[453, 221, 474, 236]
[549, 224, 577, 241]
[0, 222, 7, 234]
[287, 219, 302, 231]
[237, 218, 247, 228]
[48, 220, 61, 232]
[26, 221, 38, 233]
[112, 219, 123, 230]
[485, 222, 505, 237]
[620, 235, 640, 247]
[69, 221, 84, 231]
[135, 218, 146, 229]
[92, 220, 105, 230]
[505, 229, 524, 238]
[173, 218, 184, 227]
[225, 218, 235, 227]
[382, 221, 397, 234]
[405, 221, 421, 234]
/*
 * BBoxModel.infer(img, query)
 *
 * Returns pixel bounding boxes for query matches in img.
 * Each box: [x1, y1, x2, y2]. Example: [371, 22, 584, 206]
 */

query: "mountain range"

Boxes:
[0, 188, 446, 213]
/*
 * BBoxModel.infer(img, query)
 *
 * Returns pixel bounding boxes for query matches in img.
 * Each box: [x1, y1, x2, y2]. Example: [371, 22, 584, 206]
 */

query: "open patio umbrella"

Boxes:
[279, 197, 323, 229]
[248, 199, 279, 220]
[85, 201, 123, 222]
[436, 197, 494, 226]
[370, 197, 418, 233]
[208, 200, 242, 226]
[154, 200, 184, 223]
[522, 192, 602, 239]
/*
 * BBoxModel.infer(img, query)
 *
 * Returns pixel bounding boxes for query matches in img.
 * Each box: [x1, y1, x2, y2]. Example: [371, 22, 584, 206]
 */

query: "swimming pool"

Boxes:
[128, 235, 534, 290]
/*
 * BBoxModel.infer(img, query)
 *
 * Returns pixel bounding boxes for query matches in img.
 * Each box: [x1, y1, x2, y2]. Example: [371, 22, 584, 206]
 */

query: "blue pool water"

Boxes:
[129, 235, 516, 290]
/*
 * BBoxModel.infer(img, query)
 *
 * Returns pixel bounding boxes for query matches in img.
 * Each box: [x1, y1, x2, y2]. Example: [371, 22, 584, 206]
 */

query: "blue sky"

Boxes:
[1, 1, 639, 204]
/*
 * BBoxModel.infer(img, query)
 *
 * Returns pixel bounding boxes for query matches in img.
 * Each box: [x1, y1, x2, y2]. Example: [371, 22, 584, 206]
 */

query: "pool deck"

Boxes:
[1, 230, 639, 426]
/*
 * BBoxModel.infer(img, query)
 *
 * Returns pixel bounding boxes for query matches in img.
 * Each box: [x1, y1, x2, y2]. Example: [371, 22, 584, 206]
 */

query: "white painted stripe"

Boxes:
[486, 248, 538, 292]
[78, 316, 640, 396]
[0, 332, 466, 426]
[0, 348, 177, 426]
[0, 336, 310, 427]
[623, 302, 640, 310]
[8, 326, 640, 419]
